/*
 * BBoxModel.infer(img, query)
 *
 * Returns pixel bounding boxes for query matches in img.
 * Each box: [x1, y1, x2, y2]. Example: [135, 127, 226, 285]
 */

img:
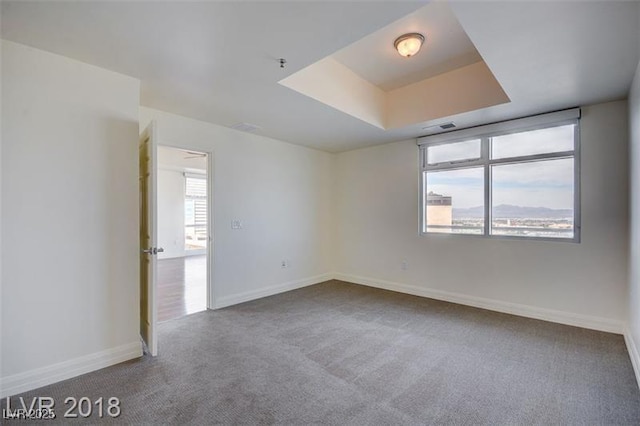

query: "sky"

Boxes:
[426, 124, 575, 210]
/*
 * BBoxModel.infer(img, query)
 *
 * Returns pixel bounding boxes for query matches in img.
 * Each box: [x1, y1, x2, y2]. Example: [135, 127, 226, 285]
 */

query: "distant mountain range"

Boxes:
[453, 204, 573, 219]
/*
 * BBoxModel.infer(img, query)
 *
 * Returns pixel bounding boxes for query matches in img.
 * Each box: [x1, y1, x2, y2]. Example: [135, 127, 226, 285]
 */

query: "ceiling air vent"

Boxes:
[422, 122, 456, 133]
[230, 122, 261, 133]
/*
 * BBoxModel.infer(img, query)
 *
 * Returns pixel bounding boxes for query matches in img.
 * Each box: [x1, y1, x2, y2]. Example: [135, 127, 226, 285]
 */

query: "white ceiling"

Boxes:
[158, 146, 207, 173]
[333, 2, 482, 91]
[2, 1, 638, 153]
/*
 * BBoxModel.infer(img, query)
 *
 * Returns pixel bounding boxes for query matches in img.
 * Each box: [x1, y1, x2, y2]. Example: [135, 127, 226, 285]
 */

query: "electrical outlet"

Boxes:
[401, 260, 408, 270]
[231, 220, 243, 229]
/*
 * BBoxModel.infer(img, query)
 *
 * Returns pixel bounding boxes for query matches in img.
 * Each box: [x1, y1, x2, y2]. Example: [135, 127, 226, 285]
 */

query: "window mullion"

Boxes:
[488, 150, 574, 166]
[573, 123, 581, 242]
[425, 160, 485, 172]
[482, 137, 491, 236]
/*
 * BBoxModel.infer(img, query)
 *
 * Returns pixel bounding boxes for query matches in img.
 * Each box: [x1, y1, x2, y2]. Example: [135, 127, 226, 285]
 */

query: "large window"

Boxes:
[419, 109, 580, 241]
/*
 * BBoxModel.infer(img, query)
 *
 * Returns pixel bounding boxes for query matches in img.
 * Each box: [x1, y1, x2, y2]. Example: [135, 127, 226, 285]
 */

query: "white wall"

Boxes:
[628, 52, 640, 380]
[157, 168, 186, 259]
[1, 41, 141, 396]
[335, 100, 629, 332]
[0, 35, 4, 381]
[0, 38, 633, 399]
[139, 108, 335, 307]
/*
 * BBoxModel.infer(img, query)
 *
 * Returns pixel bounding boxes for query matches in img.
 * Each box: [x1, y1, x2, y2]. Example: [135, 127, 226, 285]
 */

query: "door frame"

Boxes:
[158, 143, 215, 310]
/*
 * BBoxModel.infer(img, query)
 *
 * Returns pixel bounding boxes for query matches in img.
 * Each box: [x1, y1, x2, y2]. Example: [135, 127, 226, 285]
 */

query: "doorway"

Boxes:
[156, 146, 210, 322]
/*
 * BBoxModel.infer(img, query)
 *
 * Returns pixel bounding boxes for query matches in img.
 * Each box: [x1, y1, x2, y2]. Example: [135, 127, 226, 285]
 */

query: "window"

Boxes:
[185, 175, 208, 251]
[419, 108, 580, 241]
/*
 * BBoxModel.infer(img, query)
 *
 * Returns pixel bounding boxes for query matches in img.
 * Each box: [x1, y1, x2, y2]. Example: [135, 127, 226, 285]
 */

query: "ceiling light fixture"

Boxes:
[394, 33, 425, 58]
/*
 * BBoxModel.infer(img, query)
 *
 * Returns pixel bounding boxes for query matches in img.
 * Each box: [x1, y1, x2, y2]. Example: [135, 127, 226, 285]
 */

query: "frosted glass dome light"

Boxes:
[394, 33, 425, 58]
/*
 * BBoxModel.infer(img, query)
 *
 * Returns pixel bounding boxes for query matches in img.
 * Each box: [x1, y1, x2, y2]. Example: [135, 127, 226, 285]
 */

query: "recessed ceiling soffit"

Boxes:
[279, 2, 510, 131]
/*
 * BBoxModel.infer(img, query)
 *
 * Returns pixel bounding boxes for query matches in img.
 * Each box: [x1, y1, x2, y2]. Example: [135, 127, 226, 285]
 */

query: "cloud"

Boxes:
[426, 157, 574, 209]
[427, 167, 483, 209]
[428, 139, 481, 165]
[492, 158, 574, 188]
[492, 124, 574, 159]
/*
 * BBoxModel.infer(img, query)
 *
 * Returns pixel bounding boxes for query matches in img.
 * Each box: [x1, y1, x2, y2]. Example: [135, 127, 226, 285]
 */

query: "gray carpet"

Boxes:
[4, 280, 640, 424]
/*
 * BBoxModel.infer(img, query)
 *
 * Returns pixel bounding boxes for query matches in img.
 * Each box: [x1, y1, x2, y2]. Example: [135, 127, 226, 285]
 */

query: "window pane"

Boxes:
[425, 167, 484, 234]
[185, 176, 208, 250]
[186, 176, 207, 197]
[427, 139, 481, 165]
[491, 124, 574, 159]
[491, 158, 574, 238]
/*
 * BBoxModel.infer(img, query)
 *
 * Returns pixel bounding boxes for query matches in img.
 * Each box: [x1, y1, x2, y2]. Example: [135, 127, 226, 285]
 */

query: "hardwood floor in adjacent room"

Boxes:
[157, 254, 207, 322]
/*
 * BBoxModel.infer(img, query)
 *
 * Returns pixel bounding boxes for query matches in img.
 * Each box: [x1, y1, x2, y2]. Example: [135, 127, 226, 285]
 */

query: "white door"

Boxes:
[139, 121, 162, 356]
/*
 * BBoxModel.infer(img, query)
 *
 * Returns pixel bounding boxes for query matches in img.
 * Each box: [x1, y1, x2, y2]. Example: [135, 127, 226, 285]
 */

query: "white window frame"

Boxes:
[418, 108, 581, 242]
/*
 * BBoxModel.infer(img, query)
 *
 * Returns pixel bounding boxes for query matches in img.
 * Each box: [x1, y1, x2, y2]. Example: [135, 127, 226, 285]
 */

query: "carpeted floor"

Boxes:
[4, 280, 640, 424]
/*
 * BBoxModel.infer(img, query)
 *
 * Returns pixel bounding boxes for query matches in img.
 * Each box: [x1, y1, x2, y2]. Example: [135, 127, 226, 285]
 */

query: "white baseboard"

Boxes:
[1, 275, 628, 398]
[624, 327, 640, 388]
[0, 341, 142, 398]
[213, 273, 333, 309]
[335, 273, 624, 334]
